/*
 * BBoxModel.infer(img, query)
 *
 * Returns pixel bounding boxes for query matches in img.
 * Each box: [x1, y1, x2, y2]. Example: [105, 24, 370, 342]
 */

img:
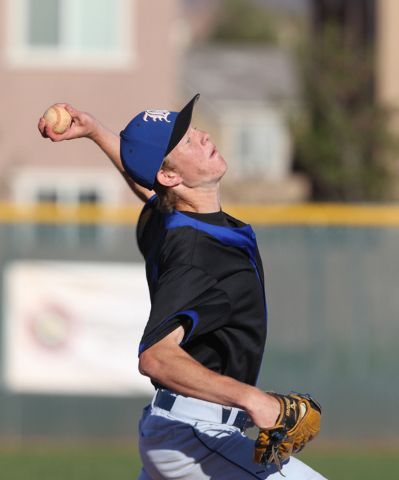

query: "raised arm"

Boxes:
[38, 103, 153, 203]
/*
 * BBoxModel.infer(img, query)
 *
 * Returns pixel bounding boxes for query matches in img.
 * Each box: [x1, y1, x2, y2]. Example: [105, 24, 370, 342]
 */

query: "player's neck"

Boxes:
[175, 185, 221, 214]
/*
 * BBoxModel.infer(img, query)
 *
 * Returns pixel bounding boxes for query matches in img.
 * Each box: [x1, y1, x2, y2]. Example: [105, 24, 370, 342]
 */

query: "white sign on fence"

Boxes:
[3, 261, 154, 396]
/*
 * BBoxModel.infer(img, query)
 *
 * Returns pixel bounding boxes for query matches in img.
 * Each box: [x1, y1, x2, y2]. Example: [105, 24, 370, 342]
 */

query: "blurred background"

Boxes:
[1, 0, 399, 478]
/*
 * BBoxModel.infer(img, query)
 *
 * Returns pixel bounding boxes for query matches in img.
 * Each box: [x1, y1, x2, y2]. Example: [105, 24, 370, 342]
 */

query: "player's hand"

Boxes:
[245, 390, 281, 430]
[38, 103, 99, 142]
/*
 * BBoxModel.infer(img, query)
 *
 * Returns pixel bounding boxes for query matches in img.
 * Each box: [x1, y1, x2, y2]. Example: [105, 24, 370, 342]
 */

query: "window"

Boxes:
[10, 168, 122, 248]
[10, 167, 121, 204]
[33, 186, 103, 206]
[226, 107, 292, 181]
[6, 0, 133, 68]
[237, 122, 274, 176]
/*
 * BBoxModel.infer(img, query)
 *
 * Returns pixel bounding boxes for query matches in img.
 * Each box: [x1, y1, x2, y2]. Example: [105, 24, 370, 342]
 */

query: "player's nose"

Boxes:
[200, 130, 210, 145]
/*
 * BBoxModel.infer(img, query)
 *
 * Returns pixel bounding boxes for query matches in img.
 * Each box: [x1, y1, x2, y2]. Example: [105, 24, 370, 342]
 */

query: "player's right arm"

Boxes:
[38, 103, 153, 203]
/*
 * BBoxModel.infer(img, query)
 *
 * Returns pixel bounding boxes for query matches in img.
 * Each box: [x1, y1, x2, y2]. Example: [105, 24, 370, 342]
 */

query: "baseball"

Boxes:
[43, 105, 72, 134]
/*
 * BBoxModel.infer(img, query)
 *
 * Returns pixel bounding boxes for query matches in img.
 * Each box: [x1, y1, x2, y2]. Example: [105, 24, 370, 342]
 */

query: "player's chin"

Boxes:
[216, 161, 228, 180]
[219, 155, 227, 173]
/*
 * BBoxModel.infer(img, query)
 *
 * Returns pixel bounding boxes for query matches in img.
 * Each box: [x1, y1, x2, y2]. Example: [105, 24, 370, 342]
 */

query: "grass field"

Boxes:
[300, 449, 399, 480]
[1, 443, 399, 480]
[0, 443, 142, 480]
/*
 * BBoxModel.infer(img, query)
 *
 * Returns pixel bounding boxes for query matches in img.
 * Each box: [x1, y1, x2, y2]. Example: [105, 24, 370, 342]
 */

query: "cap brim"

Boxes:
[165, 94, 200, 156]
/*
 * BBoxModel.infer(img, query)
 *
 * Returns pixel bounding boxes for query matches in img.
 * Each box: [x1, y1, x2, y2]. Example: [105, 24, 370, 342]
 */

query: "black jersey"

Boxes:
[137, 195, 268, 387]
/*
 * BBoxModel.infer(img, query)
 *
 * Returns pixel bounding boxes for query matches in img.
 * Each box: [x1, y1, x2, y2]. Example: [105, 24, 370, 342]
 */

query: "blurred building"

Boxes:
[3, 0, 399, 207]
[0, 0, 313, 207]
[0, 0, 185, 206]
[376, 0, 399, 126]
[181, 0, 311, 203]
[184, 44, 310, 203]
[182, 0, 399, 203]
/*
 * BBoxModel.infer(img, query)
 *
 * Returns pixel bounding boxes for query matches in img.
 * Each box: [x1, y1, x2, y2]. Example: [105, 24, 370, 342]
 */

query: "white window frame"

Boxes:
[10, 167, 122, 205]
[4, 0, 134, 69]
[9, 167, 123, 248]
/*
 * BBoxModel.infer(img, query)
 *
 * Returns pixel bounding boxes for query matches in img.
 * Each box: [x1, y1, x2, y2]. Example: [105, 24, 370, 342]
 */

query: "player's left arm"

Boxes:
[138, 325, 280, 429]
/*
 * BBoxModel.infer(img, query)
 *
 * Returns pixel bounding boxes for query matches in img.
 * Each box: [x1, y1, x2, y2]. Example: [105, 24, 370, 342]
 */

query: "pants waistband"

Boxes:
[152, 389, 254, 430]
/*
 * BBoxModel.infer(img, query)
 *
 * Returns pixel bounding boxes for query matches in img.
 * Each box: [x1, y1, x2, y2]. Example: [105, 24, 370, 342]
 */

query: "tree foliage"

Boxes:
[292, 24, 399, 201]
[210, 0, 278, 44]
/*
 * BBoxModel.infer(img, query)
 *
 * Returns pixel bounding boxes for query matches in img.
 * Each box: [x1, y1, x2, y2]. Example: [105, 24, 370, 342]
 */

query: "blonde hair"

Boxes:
[153, 154, 180, 213]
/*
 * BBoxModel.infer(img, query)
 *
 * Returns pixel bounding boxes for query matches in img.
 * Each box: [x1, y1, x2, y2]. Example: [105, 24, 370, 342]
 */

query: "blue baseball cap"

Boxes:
[120, 94, 200, 190]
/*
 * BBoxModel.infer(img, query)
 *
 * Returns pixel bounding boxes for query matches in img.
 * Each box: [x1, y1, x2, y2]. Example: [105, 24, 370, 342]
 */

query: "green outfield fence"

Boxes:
[0, 202, 399, 444]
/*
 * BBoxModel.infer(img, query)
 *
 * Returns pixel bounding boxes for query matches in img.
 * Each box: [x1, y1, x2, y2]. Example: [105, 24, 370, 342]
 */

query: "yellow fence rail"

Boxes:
[1, 202, 399, 226]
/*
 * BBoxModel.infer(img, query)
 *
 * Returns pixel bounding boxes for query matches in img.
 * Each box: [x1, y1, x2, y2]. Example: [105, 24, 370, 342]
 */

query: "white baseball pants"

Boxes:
[136, 398, 327, 480]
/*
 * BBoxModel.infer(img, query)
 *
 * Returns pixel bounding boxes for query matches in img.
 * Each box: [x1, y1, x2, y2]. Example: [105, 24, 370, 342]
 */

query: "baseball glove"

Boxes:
[253, 392, 321, 475]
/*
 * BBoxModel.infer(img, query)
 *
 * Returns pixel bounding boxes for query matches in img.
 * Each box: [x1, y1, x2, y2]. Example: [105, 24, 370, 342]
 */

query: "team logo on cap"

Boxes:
[143, 110, 171, 122]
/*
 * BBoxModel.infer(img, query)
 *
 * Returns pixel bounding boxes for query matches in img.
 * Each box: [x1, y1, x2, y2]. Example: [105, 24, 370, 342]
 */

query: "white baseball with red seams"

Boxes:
[43, 105, 72, 134]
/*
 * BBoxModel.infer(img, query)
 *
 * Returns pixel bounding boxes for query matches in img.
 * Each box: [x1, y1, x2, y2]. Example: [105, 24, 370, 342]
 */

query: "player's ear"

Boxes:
[156, 168, 182, 188]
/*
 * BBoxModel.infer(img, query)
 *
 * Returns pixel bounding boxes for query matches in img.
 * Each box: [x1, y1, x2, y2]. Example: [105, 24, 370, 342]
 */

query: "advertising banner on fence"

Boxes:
[3, 261, 154, 396]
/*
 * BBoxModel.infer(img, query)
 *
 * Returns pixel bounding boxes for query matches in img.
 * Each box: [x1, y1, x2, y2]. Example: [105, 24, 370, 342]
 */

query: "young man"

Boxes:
[39, 95, 326, 479]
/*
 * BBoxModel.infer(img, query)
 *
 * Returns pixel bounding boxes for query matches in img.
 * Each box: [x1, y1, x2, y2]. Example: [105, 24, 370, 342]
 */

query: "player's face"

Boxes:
[168, 125, 227, 188]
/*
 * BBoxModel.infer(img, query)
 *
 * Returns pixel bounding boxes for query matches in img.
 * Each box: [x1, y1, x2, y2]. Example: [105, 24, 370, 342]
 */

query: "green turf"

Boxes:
[1, 445, 399, 480]
[0, 446, 142, 480]
[299, 450, 399, 480]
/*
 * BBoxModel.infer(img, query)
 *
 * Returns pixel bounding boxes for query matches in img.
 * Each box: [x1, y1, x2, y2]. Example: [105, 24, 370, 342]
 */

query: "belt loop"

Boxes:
[151, 391, 158, 408]
[225, 407, 239, 426]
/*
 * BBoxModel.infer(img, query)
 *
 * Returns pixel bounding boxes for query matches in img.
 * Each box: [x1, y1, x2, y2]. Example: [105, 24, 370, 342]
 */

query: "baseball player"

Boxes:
[38, 95, 326, 479]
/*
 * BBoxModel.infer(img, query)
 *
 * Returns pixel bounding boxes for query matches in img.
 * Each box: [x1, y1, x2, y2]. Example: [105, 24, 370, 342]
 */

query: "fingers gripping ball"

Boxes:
[43, 105, 72, 134]
[253, 392, 321, 476]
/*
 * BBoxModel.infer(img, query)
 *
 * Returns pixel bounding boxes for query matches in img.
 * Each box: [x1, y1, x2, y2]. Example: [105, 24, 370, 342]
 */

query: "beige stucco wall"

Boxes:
[375, 0, 399, 196]
[376, 0, 399, 109]
[0, 0, 184, 203]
